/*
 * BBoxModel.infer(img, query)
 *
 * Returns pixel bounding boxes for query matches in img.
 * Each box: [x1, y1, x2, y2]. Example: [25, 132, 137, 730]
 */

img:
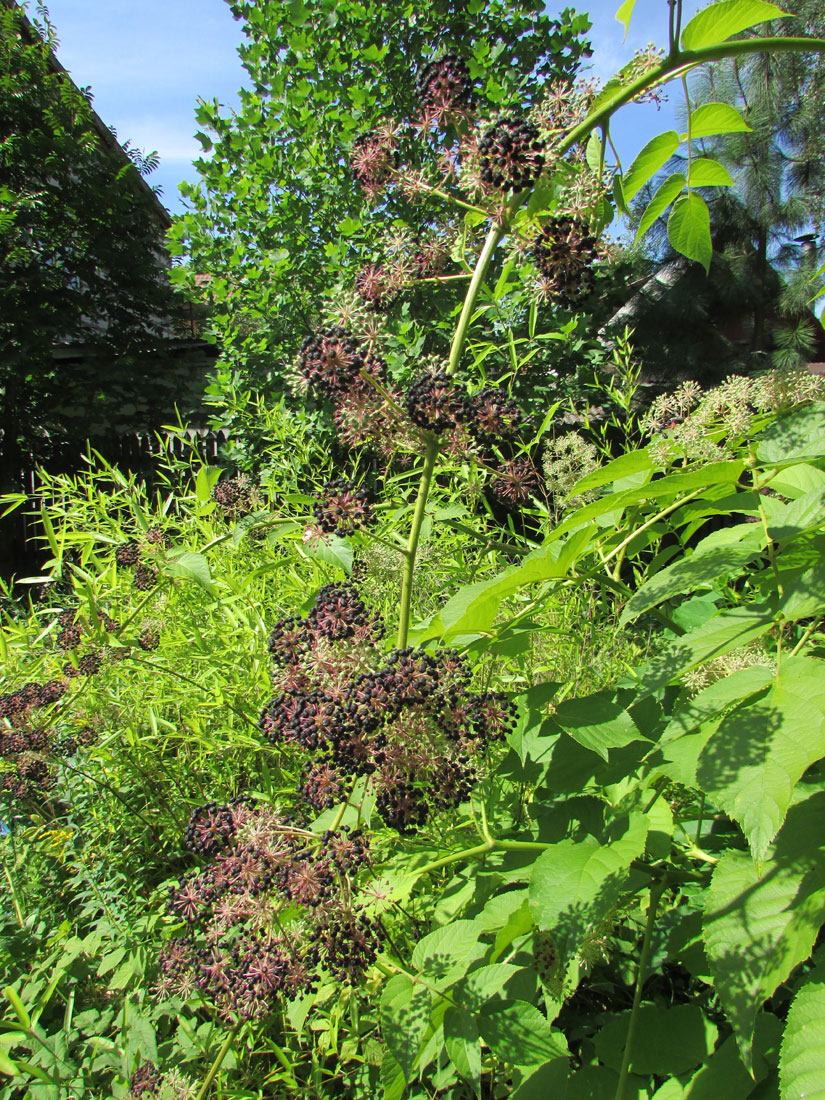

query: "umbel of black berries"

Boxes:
[134, 564, 157, 592]
[469, 388, 523, 445]
[479, 116, 545, 192]
[129, 1061, 160, 1098]
[298, 327, 368, 398]
[354, 264, 399, 311]
[532, 215, 599, 306]
[308, 581, 382, 641]
[313, 479, 374, 536]
[406, 370, 470, 433]
[115, 539, 141, 568]
[138, 627, 160, 652]
[416, 53, 473, 114]
[184, 801, 237, 855]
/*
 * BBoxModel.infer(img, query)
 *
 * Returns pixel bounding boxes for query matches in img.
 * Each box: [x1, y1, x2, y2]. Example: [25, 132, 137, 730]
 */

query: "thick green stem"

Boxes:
[448, 219, 509, 377]
[614, 877, 667, 1100]
[194, 1021, 241, 1100]
[397, 436, 440, 648]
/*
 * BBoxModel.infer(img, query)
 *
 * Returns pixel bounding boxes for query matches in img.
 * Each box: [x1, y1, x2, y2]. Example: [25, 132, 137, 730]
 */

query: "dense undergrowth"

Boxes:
[3, 1, 825, 1098]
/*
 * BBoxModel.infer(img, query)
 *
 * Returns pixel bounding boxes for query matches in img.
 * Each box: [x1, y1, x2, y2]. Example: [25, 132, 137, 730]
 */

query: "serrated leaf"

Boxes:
[704, 821, 825, 1072]
[478, 1000, 567, 1066]
[636, 173, 686, 243]
[165, 551, 217, 595]
[681, 0, 788, 51]
[779, 958, 825, 1100]
[595, 1004, 712, 1075]
[412, 921, 487, 987]
[623, 131, 680, 203]
[756, 405, 825, 464]
[444, 1008, 481, 1094]
[620, 524, 764, 625]
[688, 157, 734, 187]
[697, 656, 825, 858]
[615, 0, 637, 37]
[668, 193, 712, 273]
[553, 690, 642, 759]
[380, 975, 431, 1083]
[688, 102, 751, 139]
[529, 814, 648, 959]
[662, 665, 774, 742]
[303, 535, 353, 575]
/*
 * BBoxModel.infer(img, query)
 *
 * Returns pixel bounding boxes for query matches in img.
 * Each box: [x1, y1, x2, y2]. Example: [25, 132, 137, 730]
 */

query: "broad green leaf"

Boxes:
[380, 974, 431, 1083]
[553, 691, 643, 760]
[687, 102, 751, 139]
[381, 1049, 406, 1100]
[668, 193, 712, 273]
[568, 447, 654, 497]
[454, 964, 522, 1011]
[769, 463, 825, 500]
[165, 551, 217, 595]
[697, 656, 825, 858]
[303, 534, 352, 575]
[681, 0, 788, 51]
[444, 1008, 481, 1094]
[662, 665, 774, 742]
[634, 604, 776, 696]
[477, 1000, 567, 1066]
[595, 1004, 712, 1076]
[586, 131, 602, 172]
[636, 173, 686, 243]
[512, 1058, 570, 1098]
[620, 524, 764, 625]
[622, 132, 680, 203]
[688, 157, 734, 187]
[529, 814, 648, 959]
[412, 920, 487, 987]
[615, 0, 637, 37]
[779, 957, 825, 1100]
[756, 404, 825, 464]
[704, 820, 825, 1072]
[195, 465, 222, 503]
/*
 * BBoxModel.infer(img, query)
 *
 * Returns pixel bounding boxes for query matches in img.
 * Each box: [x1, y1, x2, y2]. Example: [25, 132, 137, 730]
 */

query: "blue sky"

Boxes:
[40, 0, 703, 217]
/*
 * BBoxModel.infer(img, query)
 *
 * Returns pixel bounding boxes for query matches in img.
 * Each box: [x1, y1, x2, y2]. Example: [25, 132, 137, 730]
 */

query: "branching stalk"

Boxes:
[194, 1021, 241, 1100]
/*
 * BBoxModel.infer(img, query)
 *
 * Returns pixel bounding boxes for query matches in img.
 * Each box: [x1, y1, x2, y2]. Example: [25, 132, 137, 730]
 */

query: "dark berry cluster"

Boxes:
[469, 388, 523, 446]
[0, 679, 67, 719]
[0, 754, 55, 802]
[56, 611, 81, 650]
[133, 565, 157, 592]
[62, 649, 103, 679]
[532, 216, 599, 307]
[261, 584, 516, 835]
[298, 327, 372, 399]
[137, 627, 160, 652]
[479, 116, 545, 192]
[350, 128, 398, 194]
[490, 456, 541, 507]
[313, 479, 374, 536]
[115, 539, 141, 568]
[211, 473, 258, 521]
[416, 54, 473, 117]
[354, 263, 400, 310]
[405, 370, 470, 433]
[129, 1062, 160, 1098]
[160, 804, 377, 1020]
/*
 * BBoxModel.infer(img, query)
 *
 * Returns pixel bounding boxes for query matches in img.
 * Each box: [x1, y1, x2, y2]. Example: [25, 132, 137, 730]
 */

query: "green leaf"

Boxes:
[704, 806, 825, 1073]
[586, 132, 602, 172]
[615, 0, 637, 37]
[553, 691, 643, 760]
[3, 987, 30, 1031]
[662, 665, 774, 743]
[477, 1000, 567, 1066]
[381, 1049, 406, 1100]
[688, 158, 734, 187]
[165, 551, 217, 595]
[756, 405, 825, 464]
[380, 975, 431, 1083]
[595, 1004, 712, 1076]
[696, 656, 825, 858]
[412, 921, 488, 987]
[568, 447, 654, 497]
[529, 814, 648, 960]
[623, 132, 680, 203]
[303, 535, 353, 575]
[668, 193, 712, 273]
[779, 957, 825, 1100]
[681, 0, 788, 50]
[444, 1008, 481, 1094]
[687, 102, 752, 139]
[620, 524, 764, 625]
[635, 604, 776, 697]
[195, 465, 222, 503]
[0, 1049, 17, 1076]
[636, 173, 687, 243]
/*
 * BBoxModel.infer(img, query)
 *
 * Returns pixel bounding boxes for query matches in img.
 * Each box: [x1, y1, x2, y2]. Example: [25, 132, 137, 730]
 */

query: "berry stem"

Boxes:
[194, 1020, 241, 1100]
[397, 435, 440, 648]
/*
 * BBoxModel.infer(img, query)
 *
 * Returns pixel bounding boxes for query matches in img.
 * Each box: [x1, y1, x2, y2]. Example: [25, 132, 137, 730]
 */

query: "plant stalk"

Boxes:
[614, 876, 667, 1100]
[397, 436, 440, 648]
[194, 1021, 241, 1100]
